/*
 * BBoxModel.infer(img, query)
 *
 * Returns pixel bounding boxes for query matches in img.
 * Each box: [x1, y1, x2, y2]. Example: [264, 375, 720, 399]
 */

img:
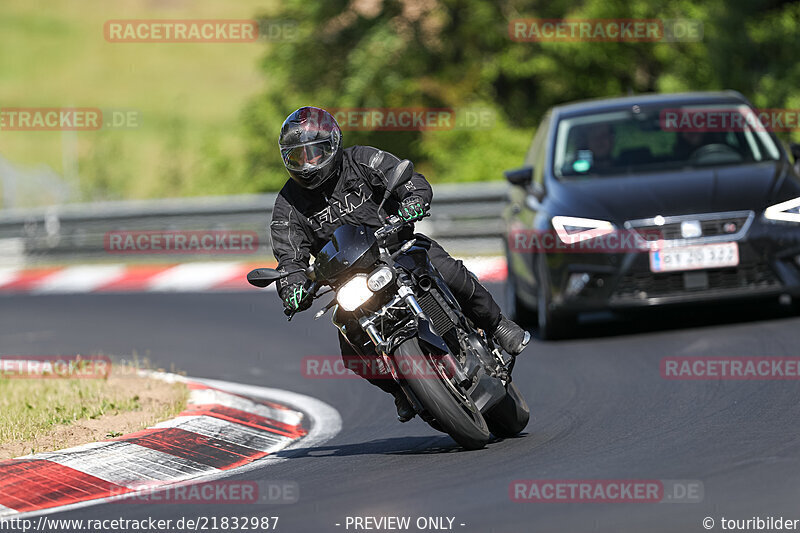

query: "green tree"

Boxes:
[243, 0, 800, 192]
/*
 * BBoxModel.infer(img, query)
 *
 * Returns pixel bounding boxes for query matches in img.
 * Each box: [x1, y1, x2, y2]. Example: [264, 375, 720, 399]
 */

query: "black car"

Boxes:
[503, 91, 800, 339]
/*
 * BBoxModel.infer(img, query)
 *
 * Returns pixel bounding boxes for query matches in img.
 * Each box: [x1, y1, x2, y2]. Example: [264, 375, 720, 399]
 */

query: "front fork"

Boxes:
[356, 281, 427, 376]
[356, 254, 425, 357]
[358, 279, 477, 387]
[398, 285, 425, 316]
[356, 289, 421, 354]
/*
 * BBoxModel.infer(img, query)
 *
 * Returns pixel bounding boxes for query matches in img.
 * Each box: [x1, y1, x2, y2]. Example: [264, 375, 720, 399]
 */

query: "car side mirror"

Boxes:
[504, 166, 533, 187]
[504, 165, 544, 201]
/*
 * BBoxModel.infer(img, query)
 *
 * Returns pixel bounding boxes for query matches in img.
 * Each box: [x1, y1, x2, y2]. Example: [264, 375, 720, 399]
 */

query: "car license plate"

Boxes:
[650, 242, 739, 273]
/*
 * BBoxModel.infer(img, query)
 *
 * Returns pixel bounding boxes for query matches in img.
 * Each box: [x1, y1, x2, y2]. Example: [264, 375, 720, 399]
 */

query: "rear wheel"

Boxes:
[394, 337, 490, 450]
[485, 382, 530, 438]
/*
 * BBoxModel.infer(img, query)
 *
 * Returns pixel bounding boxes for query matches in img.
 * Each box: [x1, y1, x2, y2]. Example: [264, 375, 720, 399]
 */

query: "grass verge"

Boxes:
[0, 359, 188, 459]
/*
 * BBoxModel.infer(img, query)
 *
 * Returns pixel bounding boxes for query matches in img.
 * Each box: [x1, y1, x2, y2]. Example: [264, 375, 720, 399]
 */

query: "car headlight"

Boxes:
[765, 196, 800, 223]
[552, 215, 615, 244]
[367, 267, 393, 291]
[336, 274, 374, 311]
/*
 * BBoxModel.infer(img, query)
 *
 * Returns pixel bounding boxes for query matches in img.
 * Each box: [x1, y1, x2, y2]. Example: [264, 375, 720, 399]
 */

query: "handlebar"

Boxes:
[283, 280, 320, 320]
[374, 207, 430, 241]
[284, 206, 430, 321]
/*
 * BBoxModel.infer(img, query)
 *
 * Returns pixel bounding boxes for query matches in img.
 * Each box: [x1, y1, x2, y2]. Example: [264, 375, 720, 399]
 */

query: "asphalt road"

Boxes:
[2, 286, 800, 533]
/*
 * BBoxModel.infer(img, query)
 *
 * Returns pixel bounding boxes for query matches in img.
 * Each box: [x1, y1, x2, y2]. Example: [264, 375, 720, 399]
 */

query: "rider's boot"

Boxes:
[365, 372, 416, 423]
[490, 314, 531, 356]
[392, 390, 416, 423]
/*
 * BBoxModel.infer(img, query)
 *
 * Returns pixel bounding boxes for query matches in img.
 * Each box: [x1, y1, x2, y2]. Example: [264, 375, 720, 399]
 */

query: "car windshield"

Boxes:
[553, 103, 781, 179]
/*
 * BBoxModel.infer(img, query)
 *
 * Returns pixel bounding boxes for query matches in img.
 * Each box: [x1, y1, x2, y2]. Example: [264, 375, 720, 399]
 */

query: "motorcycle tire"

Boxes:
[394, 337, 490, 450]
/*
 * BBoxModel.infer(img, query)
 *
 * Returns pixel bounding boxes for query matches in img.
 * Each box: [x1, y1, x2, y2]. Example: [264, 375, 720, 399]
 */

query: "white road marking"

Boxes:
[193, 379, 343, 467]
[145, 262, 244, 292]
[461, 256, 505, 277]
[32, 265, 127, 294]
[0, 256, 505, 295]
[0, 268, 20, 289]
[0, 504, 17, 517]
[189, 388, 304, 426]
[28, 441, 215, 488]
[153, 415, 293, 452]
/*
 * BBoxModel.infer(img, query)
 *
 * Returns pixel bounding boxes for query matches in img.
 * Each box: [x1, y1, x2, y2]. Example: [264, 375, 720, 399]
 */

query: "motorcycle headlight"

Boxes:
[367, 267, 394, 292]
[552, 215, 615, 244]
[765, 196, 800, 223]
[336, 274, 374, 312]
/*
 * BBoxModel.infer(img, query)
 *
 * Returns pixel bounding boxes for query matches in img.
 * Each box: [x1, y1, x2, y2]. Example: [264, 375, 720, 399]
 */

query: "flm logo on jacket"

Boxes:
[310, 183, 369, 228]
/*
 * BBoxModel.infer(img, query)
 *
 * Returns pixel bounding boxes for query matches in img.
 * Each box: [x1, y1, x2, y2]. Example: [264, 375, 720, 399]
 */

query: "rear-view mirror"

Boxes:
[386, 159, 414, 193]
[247, 268, 284, 288]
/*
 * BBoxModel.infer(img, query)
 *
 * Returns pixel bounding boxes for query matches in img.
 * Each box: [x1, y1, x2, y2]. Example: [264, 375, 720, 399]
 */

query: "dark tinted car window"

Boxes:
[553, 104, 781, 179]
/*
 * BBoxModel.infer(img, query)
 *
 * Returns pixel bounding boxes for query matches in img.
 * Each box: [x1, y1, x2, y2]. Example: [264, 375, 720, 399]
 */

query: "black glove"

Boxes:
[398, 195, 427, 222]
[279, 282, 312, 313]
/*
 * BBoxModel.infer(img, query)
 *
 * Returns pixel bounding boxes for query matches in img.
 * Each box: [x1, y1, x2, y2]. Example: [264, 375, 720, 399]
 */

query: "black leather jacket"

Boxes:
[270, 145, 433, 292]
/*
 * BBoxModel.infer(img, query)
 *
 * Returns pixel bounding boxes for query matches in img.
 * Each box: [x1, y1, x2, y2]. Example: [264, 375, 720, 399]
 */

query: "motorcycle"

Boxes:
[247, 160, 529, 450]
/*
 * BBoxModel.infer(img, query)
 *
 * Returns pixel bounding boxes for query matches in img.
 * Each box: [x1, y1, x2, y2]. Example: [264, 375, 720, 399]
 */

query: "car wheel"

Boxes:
[536, 261, 576, 340]
[505, 266, 537, 327]
[503, 241, 537, 326]
[789, 295, 800, 316]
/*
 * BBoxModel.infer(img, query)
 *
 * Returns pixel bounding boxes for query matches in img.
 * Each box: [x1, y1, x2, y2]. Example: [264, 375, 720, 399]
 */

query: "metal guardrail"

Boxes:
[0, 182, 510, 265]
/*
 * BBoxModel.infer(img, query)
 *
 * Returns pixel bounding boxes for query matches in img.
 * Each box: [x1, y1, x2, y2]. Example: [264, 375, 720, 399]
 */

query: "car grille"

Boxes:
[417, 289, 455, 336]
[612, 263, 781, 301]
[625, 211, 753, 244]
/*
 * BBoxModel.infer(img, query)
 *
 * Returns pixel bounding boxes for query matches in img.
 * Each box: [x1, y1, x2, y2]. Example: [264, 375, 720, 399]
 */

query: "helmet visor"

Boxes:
[281, 139, 336, 171]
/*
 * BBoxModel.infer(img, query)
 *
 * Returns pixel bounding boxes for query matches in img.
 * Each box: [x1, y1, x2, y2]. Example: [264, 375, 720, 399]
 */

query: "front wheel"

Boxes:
[537, 262, 576, 340]
[394, 337, 490, 450]
[538, 296, 575, 340]
[505, 246, 537, 326]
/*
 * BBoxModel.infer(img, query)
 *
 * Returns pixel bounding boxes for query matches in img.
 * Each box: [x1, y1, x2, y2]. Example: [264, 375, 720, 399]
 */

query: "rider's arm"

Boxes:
[270, 191, 312, 293]
[354, 146, 433, 206]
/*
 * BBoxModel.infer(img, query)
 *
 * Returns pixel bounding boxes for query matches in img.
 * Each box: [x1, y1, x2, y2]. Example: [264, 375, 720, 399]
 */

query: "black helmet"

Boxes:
[279, 107, 343, 189]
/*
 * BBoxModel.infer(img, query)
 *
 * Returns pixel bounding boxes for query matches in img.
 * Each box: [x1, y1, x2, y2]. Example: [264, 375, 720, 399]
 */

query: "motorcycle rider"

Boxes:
[271, 107, 530, 422]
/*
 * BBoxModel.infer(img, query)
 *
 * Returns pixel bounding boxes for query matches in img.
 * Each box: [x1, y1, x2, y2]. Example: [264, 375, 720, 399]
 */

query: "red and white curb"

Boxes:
[0, 375, 342, 519]
[0, 257, 506, 295]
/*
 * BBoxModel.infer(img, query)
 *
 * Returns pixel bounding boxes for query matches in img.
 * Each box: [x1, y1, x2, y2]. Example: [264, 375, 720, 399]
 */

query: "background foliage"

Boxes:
[245, 0, 800, 191]
[2, 0, 800, 205]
